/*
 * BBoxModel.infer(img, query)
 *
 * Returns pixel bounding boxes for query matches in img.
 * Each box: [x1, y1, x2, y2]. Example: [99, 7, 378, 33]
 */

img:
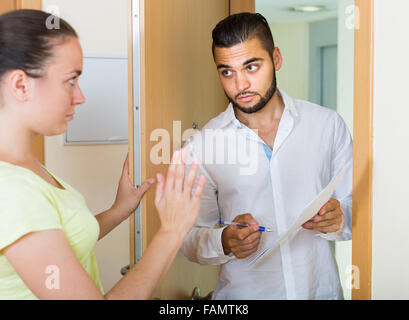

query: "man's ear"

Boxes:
[273, 47, 283, 72]
[8, 70, 31, 102]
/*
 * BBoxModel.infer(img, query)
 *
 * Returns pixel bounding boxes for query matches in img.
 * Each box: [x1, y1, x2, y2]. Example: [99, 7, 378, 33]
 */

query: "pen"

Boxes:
[220, 220, 273, 232]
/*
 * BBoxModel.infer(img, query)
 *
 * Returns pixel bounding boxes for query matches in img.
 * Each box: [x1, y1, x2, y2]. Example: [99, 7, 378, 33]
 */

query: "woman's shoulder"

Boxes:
[0, 161, 42, 189]
[0, 161, 60, 206]
[0, 161, 63, 252]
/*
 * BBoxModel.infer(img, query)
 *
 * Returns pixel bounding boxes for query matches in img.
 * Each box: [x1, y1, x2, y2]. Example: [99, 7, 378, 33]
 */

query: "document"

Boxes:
[248, 161, 351, 266]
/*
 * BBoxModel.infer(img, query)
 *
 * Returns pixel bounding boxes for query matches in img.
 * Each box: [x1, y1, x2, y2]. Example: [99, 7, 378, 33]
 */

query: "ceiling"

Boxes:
[256, 0, 338, 23]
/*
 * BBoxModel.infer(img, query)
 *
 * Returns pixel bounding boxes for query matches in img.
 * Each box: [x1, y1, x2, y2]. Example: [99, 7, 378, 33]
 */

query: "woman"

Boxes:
[0, 9, 206, 299]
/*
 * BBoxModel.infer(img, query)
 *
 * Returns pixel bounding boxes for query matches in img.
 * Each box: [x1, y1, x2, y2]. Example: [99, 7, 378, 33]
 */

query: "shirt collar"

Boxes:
[218, 88, 299, 129]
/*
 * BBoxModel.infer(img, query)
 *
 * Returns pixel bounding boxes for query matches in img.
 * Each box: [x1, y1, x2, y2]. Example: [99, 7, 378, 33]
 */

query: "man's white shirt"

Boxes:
[181, 89, 352, 300]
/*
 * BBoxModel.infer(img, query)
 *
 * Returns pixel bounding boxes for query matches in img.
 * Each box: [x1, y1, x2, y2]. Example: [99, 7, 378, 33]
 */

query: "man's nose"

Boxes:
[235, 72, 251, 93]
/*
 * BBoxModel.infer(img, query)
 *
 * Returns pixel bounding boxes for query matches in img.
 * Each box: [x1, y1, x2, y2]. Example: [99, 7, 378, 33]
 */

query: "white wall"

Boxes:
[42, 0, 130, 293]
[372, 0, 409, 299]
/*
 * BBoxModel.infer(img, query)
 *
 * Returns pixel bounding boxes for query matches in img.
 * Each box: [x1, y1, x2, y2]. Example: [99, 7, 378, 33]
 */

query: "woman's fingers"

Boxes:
[165, 150, 179, 194]
[154, 173, 165, 207]
[184, 158, 199, 196]
[136, 179, 154, 200]
[122, 153, 130, 177]
[119, 153, 132, 186]
[156, 150, 205, 231]
[174, 149, 186, 193]
[193, 174, 206, 203]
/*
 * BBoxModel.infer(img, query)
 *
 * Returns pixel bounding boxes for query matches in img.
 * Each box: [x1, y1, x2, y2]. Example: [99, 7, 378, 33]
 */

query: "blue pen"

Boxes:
[220, 220, 273, 232]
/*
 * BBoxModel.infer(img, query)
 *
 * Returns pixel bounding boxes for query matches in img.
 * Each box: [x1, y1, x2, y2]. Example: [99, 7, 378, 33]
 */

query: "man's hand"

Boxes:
[221, 213, 262, 259]
[302, 198, 343, 233]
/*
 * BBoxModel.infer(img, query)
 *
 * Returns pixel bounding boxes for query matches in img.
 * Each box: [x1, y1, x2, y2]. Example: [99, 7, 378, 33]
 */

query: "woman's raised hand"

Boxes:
[154, 148, 206, 238]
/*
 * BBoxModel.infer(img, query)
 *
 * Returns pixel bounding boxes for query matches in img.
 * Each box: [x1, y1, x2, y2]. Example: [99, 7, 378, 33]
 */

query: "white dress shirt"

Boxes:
[181, 89, 352, 300]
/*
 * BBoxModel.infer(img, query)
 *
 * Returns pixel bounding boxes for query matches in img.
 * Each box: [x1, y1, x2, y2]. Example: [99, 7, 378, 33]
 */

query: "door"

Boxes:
[129, 0, 230, 299]
[0, 0, 44, 164]
[0, 0, 16, 12]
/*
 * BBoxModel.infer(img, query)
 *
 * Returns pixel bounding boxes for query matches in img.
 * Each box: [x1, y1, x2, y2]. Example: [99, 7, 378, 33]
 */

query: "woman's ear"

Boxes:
[8, 70, 31, 102]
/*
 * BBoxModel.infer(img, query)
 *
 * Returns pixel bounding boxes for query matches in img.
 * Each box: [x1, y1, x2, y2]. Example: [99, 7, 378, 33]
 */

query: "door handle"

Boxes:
[120, 264, 130, 276]
[191, 287, 213, 300]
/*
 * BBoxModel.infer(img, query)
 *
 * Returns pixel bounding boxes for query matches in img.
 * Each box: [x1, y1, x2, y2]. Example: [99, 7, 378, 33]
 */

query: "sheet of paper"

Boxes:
[248, 161, 351, 266]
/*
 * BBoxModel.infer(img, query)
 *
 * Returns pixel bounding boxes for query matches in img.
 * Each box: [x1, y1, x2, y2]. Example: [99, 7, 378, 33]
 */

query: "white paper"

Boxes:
[248, 161, 351, 266]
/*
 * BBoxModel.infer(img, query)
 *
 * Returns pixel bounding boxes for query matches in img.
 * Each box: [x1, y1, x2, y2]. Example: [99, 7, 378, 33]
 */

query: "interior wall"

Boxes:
[372, 0, 409, 299]
[268, 22, 309, 101]
[42, 0, 130, 293]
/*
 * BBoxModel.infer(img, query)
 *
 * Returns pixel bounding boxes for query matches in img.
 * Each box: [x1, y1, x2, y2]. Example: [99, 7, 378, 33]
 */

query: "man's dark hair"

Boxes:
[212, 12, 275, 61]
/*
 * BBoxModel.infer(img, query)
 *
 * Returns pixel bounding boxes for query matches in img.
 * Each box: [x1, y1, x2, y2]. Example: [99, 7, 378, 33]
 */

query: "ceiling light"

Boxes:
[291, 5, 326, 13]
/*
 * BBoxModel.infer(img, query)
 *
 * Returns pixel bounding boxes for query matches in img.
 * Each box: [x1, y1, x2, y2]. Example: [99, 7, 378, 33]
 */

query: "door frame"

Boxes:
[29, 0, 44, 164]
[17, 0, 41, 10]
[351, 0, 374, 300]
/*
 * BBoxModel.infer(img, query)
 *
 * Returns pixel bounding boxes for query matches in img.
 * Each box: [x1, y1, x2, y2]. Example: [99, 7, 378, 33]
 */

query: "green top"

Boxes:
[0, 161, 104, 299]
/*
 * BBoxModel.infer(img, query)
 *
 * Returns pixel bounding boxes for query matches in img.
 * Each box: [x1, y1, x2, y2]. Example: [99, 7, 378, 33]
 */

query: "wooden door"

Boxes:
[0, 0, 17, 12]
[230, 0, 255, 14]
[17, 0, 41, 10]
[128, 0, 230, 299]
[134, 0, 229, 299]
[0, 0, 44, 164]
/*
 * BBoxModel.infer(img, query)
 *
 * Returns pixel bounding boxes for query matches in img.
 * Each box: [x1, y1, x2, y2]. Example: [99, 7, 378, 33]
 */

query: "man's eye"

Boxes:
[222, 70, 232, 76]
[68, 78, 76, 86]
[247, 64, 258, 71]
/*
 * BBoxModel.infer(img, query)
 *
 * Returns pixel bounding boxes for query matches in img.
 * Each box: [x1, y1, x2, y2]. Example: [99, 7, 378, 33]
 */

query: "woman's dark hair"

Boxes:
[212, 12, 275, 61]
[0, 9, 78, 80]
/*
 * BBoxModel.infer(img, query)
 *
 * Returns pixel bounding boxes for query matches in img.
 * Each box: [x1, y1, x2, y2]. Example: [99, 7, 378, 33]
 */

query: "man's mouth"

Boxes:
[237, 94, 256, 103]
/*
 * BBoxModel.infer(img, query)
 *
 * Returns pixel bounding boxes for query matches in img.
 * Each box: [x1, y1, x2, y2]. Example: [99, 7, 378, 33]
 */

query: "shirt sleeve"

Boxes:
[180, 142, 235, 265]
[0, 177, 62, 251]
[318, 113, 353, 241]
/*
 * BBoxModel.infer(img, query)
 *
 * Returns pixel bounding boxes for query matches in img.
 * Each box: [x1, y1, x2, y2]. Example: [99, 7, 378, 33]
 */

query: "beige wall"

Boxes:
[42, 0, 130, 292]
[372, 0, 409, 299]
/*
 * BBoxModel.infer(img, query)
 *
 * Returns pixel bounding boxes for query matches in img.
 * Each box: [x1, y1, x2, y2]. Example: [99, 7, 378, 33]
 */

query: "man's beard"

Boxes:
[226, 71, 277, 114]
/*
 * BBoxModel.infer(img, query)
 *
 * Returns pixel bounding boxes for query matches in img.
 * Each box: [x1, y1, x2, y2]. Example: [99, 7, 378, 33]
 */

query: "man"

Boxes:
[181, 13, 352, 299]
